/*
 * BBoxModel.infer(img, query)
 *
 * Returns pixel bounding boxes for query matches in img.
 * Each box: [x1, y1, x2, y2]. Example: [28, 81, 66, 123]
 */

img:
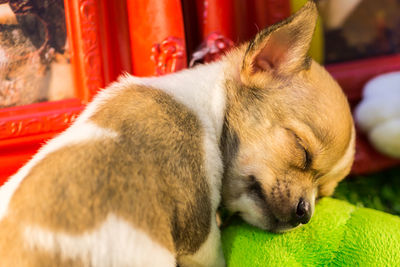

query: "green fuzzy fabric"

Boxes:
[334, 167, 400, 216]
[221, 198, 400, 266]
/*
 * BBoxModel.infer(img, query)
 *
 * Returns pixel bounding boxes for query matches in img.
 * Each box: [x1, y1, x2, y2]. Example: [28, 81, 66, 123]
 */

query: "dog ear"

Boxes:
[241, 1, 317, 85]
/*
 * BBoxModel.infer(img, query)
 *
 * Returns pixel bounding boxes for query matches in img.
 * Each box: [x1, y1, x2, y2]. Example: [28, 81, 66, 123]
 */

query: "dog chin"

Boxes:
[241, 213, 303, 234]
[268, 222, 302, 234]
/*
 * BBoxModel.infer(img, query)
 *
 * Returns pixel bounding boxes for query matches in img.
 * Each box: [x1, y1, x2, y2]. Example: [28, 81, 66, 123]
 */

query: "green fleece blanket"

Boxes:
[221, 198, 400, 266]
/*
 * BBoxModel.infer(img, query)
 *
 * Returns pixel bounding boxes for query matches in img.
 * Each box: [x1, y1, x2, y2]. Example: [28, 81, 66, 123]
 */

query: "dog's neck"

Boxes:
[127, 62, 228, 142]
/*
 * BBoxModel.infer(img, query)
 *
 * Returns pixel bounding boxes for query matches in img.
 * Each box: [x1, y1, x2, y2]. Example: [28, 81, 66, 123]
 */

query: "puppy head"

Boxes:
[221, 1, 355, 233]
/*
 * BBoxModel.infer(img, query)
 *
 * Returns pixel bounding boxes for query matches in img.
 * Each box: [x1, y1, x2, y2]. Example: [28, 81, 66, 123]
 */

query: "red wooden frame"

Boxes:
[0, 99, 84, 180]
[127, 0, 187, 76]
[65, 0, 132, 102]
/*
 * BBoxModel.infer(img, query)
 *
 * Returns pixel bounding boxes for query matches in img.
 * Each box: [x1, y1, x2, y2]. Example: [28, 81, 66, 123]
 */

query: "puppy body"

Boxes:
[0, 2, 355, 266]
[0, 62, 227, 267]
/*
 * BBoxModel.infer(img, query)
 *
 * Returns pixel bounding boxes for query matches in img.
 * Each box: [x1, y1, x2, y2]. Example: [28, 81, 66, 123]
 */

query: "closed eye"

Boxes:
[303, 147, 312, 170]
[287, 128, 313, 170]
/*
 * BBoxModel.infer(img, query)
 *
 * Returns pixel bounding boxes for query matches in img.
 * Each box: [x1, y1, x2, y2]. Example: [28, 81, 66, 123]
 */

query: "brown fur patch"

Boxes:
[1, 86, 211, 263]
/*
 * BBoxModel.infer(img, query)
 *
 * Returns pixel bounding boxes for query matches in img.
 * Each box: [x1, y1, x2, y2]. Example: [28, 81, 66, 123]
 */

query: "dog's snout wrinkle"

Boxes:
[248, 175, 266, 202]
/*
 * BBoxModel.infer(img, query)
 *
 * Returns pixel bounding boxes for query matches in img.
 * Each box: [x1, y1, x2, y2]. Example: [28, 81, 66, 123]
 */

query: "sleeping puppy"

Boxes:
[0, 1, 355, 266]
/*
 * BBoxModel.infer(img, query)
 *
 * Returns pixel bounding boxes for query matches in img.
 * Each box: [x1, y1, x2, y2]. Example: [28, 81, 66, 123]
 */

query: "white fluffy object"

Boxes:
[355, 71, 400, 158]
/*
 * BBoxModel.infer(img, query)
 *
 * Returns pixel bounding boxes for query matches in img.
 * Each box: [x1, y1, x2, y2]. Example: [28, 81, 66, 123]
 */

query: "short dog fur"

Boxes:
[0, 2, 355, 266]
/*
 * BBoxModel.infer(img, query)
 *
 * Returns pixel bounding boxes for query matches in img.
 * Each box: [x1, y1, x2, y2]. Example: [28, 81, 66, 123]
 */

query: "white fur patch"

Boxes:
[228, 194, 267, 230]
[23, 214, 175, 267]
[202, 136, 224, 211]
[179, 220, 225, 267]
[0, 121, 118, 221]
[121, 62, 227, 212]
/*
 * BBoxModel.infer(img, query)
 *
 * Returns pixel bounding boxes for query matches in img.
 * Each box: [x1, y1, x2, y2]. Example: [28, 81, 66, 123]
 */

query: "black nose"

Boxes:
[294, 198, 311, 225]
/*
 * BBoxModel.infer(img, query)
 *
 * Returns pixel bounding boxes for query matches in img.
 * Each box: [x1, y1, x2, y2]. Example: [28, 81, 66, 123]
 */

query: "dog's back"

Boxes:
[0, 85, 213, 266]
